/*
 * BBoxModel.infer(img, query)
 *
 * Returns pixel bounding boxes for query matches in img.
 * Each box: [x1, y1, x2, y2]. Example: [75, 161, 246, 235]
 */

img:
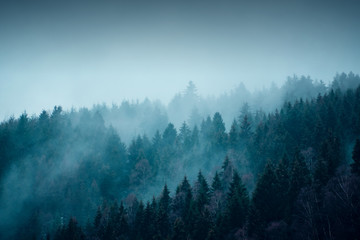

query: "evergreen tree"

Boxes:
[178, 122, 192, 151]
[143, 201, 156, 240]
[251, 162, 278, 226]
[229, 119, 239, 149]
[172, 218, 187, 240]
[224, 170, 249, 231]
[191, 125, 200, 148]
[314, 156, 329, 188]
[247, 203, 263, 239]
[190, 172, 211, 240]
[116, 201, 129, 238]
[211, 171, 222, 193]
[163, 123, 177, 146]
[55, 218, 85, 240]
[192, 208, 212, 240]
[94, 207, 101, 228]
[351, 138, 360, 175]
[133, 201, 145, 240]
[195, 171, 210, 210]
[220, 156, 234, 191]
[156, 185, 171, 239]
[239, 114, 252, 142]
[289, 151, 311, 209]
[275, 155, 291, 220]
[211, 112, 227, 150]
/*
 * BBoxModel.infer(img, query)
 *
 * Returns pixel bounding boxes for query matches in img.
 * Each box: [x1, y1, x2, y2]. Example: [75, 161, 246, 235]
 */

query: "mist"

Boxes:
[1, 72, 360, 239]
[1, 0, 360, 119]
[1, 0, 360, 239]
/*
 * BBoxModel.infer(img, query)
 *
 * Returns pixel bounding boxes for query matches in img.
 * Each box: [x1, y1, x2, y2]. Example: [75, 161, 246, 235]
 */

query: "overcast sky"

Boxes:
[1, 0, 359, 119]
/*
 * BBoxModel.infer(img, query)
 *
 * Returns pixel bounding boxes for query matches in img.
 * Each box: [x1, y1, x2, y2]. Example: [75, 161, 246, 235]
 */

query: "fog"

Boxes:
[1, 72, 359, 239]
[1, 0, 360, 119]
[1, 0, 360, 239]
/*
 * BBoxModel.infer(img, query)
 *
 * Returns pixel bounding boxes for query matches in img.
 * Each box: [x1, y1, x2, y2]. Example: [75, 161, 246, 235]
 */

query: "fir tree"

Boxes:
[172, 218, 187, 240]
[229, 119, 239, 149]
[195, 171, 210, 211]
[225, 170, 249, 231]
[351, 138, 360, 175]
[211, 171, 222, 193]
[156, 185, 171, 239]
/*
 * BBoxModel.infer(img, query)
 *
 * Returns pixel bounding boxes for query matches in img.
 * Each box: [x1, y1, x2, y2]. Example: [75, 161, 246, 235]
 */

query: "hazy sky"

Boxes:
[1, 0, 360, 119]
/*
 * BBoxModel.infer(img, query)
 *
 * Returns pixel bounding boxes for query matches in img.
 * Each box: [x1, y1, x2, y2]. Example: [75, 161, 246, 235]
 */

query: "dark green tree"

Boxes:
[156, 185, 171, 239]
[351, 139, 360, 175]
[229, 119, 239, 149]
[224, 170, 249, 231]
[251, 163, 278, 226]
[275, 154, 291, 220]
[289, 151, 311, 210]
[211, 112, 227, 151]
[178, 122, 192, 151]
[211, 171, 222, 193]
[195, 171, 210, 210]
[172, 218, 187, 240]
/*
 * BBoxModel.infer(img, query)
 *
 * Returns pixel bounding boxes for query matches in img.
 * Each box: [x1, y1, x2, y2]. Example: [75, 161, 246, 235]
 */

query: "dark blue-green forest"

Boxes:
[1, 73, 360, 239]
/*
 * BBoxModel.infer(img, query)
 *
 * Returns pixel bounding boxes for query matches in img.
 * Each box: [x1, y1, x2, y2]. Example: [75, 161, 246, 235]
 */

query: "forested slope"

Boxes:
[1, 72, 360, 239]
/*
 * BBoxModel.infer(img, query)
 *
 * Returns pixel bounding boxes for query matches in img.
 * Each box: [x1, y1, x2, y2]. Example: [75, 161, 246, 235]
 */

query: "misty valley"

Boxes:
[1, 72, 360, 240]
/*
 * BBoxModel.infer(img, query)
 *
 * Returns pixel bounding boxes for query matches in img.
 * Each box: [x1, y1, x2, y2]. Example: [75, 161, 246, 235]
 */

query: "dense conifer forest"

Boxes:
[1, 73, 360, 239]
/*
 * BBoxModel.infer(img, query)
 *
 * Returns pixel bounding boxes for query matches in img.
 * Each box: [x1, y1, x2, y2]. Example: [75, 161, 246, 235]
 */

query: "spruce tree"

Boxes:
[172, 218, 187, 240]
[351, 139, 360, 175]
[134, 201, 145, 239]
[195, 171, 210, 210]
[211, 171, 222, 193]
[156, 185, 171, 239]
[229, 120, 239, 149]
[251, 162, 278, 224]
[225, 170, 249, 231]
[275, 155, 290, 220]
[289, 151, 311, 210]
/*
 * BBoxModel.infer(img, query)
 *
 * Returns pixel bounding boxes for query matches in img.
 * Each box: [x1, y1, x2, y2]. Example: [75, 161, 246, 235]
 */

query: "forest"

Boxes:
[1, 72, 360, 240]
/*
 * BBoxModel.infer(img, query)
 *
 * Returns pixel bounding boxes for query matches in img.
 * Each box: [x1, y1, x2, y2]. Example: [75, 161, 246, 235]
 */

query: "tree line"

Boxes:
[1, 73, 360, 239]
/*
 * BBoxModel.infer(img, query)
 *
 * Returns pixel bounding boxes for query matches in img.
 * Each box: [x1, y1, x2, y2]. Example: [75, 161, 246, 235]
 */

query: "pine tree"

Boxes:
[314, 156, 329, 188]
[134, 201, 145, 239]
[191, 125, 200, 147]
[163, 123, 177, 146]
[178, 122, 192, 151]
[65, 218, 85, 240]
[289, 151, 311, 210]
[195, 171, 210, 210]
[239, 114, 252, 142]
[116, 201, 129, 238]
[247, 203, 263, 239]
[251, 162, 278, 225]
[351, 138, 360, 175]
[225, 170, 249, 231]
[220, 156, 234, 191]
[94, 207, 102, 233]
[172, 218, 187, 240]
[156, 185, 171, 239]
[173, 176, 193, 222]
[189, 172, 212, 240]
[211, 171, 222, 193]
[275, 155, 291, 220]
[143, 201, 156, 240]
[209, 171, 224, 223]
[192, 207, 212, 240]
[229, 120, 239, 149]
[211, 112, 227, 150]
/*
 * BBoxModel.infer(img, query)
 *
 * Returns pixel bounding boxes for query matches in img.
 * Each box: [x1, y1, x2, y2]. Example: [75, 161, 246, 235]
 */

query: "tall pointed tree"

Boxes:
[156, 184, 171, 239]
[351, 138, 360, 175]
[225, 170, 249, 231]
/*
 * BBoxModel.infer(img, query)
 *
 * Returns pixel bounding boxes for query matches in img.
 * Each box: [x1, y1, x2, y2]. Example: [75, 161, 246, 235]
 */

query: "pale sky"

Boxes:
[1, 0, 360, 119]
